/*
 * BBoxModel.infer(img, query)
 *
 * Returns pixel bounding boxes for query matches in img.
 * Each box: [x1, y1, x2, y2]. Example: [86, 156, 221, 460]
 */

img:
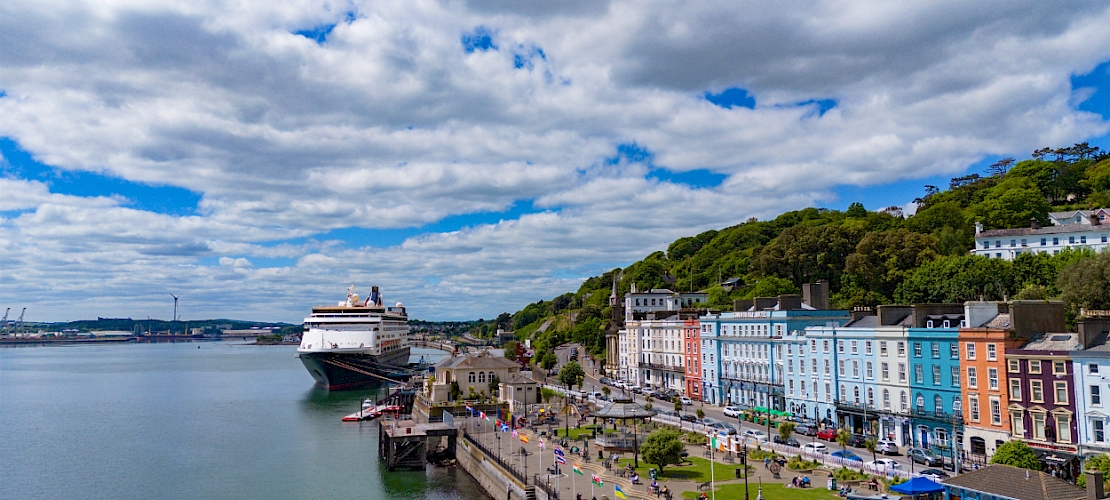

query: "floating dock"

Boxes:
[342, 404, 402, 421]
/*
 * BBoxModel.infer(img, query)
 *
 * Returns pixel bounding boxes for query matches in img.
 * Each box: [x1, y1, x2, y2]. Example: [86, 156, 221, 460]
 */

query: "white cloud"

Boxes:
[0, 0, 1108, 321]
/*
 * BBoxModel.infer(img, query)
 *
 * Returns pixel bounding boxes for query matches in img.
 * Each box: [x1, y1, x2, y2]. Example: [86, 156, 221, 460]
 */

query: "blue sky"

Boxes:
[2, 0, 1109, 322]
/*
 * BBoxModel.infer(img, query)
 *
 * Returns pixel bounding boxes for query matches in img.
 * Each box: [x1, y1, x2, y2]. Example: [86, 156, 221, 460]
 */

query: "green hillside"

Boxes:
[487, 144, 1110, 369]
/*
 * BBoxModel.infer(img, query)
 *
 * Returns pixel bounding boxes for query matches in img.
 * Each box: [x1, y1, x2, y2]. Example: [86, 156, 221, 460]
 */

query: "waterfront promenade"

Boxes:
[458, 420, 852, 500]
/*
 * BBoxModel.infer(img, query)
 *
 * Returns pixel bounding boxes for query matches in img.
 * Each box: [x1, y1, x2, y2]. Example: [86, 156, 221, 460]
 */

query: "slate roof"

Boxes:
[503, 374, 537, 385]
[983, 313, 1012, 329]
[435, 353, 520, 370]
[1019, 333, 1080, 351]
[942, 464, 1085, 500]
[844, 315, 879, 328]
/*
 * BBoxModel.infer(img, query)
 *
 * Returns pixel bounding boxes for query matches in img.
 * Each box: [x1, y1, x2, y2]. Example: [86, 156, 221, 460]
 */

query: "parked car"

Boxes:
[711, 421, 738, 435]
[831, 450, 863, 462]
[722, 406, 742, 418]
[681, 414, 698, 423]
[679, 397, 693, 406]
[918, 468, 949, 480]
[794, 424, 818, 437]
[599, 377, 612, 386]
[909, 448, 943, 466]
[816, 428, 837, 440]
[876, 439, 899, 455]
[773, 436, 800, 447]
[801, 442, 827, 454]
[743, 429, 768, 443]
[866, 459, 902, 471]
[846, 434, 869, 447]
[702, 417, 720, 426]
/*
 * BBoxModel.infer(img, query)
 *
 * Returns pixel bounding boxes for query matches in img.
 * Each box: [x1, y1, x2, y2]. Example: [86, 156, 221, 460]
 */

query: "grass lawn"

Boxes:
[680, 483, 838, 500]
[613, 456, 744, 483]
[552, 425, 616, 440]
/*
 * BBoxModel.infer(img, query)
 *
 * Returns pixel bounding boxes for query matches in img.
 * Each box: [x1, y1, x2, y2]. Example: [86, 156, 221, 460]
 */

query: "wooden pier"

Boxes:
[378, 417, 458, 471]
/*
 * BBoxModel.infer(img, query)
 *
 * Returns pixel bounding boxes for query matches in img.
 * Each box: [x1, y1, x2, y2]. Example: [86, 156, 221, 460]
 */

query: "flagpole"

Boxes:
[710, 432, 716, 500]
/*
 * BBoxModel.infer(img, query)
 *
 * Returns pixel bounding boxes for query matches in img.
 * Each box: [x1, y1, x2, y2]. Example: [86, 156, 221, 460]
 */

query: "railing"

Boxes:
[462, 430, 528, 484]
[533, 474, 558, 500]
[636, 362, 684, 372]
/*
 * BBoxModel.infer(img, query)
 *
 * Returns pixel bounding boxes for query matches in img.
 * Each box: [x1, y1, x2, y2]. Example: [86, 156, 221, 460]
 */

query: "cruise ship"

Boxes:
[298, 285, 411, 390]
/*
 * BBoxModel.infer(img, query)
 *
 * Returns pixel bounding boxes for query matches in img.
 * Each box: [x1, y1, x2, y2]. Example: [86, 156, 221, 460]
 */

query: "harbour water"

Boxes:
[0, 342, 483, 500]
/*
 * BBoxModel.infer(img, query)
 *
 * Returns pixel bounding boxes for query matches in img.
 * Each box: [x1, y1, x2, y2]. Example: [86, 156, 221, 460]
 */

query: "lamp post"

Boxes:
[742, 440, 749, 500]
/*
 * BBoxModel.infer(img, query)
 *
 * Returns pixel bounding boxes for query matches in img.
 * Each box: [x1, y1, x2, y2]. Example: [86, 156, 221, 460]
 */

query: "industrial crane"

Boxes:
[0, 308, 9, 335]
[13, 307, 26, 335]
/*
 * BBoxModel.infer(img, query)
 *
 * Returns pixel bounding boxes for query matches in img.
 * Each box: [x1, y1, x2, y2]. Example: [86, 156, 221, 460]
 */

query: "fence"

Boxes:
[462, 430, 528, 484]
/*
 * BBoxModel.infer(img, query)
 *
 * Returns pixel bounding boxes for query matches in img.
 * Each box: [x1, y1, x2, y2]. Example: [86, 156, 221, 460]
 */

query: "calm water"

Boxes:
[0, 342, 483, 500]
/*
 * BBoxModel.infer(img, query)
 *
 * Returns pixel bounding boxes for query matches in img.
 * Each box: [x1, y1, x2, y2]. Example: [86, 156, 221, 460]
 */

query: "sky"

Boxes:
[2, 1, 1110, 323]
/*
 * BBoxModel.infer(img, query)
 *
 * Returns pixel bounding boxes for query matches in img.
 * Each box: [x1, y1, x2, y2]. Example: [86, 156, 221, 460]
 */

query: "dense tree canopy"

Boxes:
[990, 441, 1041, 471]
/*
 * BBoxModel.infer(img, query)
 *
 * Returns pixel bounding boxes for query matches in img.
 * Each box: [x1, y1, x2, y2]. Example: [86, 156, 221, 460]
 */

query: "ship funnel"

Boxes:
[369, 286, 382, 306]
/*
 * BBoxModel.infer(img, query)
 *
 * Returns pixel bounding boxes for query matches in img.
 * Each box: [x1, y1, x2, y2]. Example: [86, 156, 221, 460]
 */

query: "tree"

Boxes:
[504, 340, 519, 361]
[673, 397, 683, 413]
[448, 380, 461, 401]
[894, 255, 1014, 304]
[1059, 252, 1110, 311]
[488, 374, 500, 395]
[967, 177, 1050, 230]
[1078, 454, 1110, 488]
[601, 386, 611, 398]
[640, 429, 685, 474]
[835, 428, 851, 455]
[844, 229, 939, 299]
[846, 202, 868, 218]
[990, 441, 1041, 471]
[864, 438, 878, 463]
[778, 421, 795, 442]
[558, 361, 585, 390]
[754, 225, 861, 289]
[541, 387, 558, 404]
[696, 409, 705, 421]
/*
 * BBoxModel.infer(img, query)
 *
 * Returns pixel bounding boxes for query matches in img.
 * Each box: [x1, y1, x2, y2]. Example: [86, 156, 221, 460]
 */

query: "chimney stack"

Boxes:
[1078, 310, 1110, 349]
[1087, 469, 1104, 500]
[802, 281, 830, 310]
[1031, 217, 1041, 230]
[777, 294, 803, 311]
[733, 299, 753, 312]
[753, 297, 777, 310]
[851, 306, 874, 322]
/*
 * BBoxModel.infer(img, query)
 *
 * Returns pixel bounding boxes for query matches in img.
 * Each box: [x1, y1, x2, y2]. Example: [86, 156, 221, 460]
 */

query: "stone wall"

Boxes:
[456, 434, 547, 500]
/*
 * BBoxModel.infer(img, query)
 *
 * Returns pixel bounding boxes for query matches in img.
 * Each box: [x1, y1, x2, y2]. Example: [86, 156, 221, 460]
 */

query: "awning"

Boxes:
[1033, 448, 1079, 463]
[889, 477, 944, 495]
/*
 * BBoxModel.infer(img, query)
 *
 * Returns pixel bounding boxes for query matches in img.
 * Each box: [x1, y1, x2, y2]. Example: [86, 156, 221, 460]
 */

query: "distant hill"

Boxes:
[490, 144, 1110, 368]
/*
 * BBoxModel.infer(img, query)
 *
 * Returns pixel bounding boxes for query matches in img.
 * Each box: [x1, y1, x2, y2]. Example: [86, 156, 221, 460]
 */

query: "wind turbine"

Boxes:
[170, 294, 179, 334]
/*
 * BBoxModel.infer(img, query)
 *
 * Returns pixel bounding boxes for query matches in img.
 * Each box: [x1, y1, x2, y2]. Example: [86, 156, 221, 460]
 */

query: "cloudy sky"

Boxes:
[2, 0, 1110, 323]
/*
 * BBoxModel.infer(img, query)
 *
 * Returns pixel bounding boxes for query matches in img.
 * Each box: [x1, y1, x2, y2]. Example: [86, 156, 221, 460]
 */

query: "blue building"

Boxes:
[903, 305, 965, 453]
[700, 289, 848, 410]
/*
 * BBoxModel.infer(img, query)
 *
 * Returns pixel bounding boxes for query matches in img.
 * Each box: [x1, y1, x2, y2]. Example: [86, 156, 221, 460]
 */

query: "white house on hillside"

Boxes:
[971, 210, 1110, 261]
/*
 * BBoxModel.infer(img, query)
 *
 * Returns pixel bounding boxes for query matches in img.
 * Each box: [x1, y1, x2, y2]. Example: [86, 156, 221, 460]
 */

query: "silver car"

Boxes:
[877, 439, 899, 455]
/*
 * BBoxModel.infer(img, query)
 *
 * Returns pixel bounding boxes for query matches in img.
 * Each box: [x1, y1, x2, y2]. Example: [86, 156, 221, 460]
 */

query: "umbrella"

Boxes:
[889, 477, 944, 495]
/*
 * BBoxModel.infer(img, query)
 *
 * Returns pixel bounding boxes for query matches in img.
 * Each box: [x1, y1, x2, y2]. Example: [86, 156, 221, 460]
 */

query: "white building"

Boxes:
[617, 285, 707, 389]
[972, 209, 1110, 261]
[1068, 313, 1110, 457]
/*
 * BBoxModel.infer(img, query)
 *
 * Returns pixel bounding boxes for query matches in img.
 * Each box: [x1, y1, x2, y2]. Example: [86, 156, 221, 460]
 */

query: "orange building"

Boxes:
[958, 301, 1065, 462]
[684, 318, 702, 400]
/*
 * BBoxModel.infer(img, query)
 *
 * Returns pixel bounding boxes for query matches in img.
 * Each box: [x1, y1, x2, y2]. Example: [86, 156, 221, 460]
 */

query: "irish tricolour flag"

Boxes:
[591, 474, 603, 487]
[572, 463, 583, 475]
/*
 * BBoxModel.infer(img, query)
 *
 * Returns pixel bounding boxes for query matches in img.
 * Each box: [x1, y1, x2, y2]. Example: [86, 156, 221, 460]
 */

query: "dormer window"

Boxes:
[927, 320, 934, 328]
[942, 320, 950, 328]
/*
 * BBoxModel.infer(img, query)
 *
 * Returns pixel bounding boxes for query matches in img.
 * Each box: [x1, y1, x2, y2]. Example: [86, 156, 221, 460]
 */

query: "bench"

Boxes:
[697, 482, 712, 491]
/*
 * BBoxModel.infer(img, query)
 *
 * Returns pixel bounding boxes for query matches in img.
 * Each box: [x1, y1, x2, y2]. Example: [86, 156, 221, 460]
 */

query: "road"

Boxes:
[548, 343, 957, 479]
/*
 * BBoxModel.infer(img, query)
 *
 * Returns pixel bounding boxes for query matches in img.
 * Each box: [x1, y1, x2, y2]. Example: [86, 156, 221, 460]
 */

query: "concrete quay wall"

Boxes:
[456, 434, 548, 500]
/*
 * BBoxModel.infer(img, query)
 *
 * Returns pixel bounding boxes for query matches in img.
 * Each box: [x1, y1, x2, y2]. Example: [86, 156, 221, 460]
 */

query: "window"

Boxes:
[1053, 361, 1066, 375]
[1041, 237, 1047, 246]
[1093, 386, 1102, 406]
[1055, 381, 1069, 404]
[901, 391, 908, 411]
[824, 360, 830, 375]
[826, 383, 832, 402]
[851, 340, 858, 354]
[811, 339, 817, 351]
[838, 360, 845, 376]
[852, 360, 859, 378]
[914, 342, 922, 357]
[478, 371, 486, 383]
[898, 342, 906, 356]
[838, 341, 845, 353]
[969, 396, 980, 421]
[966, 343, 976, 360]
[1011, 410, 1024, 435]
[880, 341, 888, 356]
[934, 395, 943, 413]
[899, 363, 907, 382]
[1091, 364, 1100, 374]
[812, 359, 817, 374]
[988, 368, 998, 390]
[823, 340, 829, 353]
[865, 341, 872, 355]
[1058, 415, 1072, 443]
[881, 363, 890, 381]
[1082, 236, 1088, 244]
[916, 394, 924, 412]
[952, 366, 960, 386]
[854, 387, 860, 404]
[987, 344, 997, 360]
[915, 364, 924, 384]
[788, 380, 794, 396]
[1070, 236, 1076, 244]
[989, 397, 1001, 425]
[932, 343, 940, 358]
[933, 365, 942, 386]
[1010, 379, 1022, 401]
[1029, 360, 1041, 374]
[967, 367, 978, 388]
[950, 343, 959, 358]
[1008, 359, 1020, 373]
[469, 372, 476, 383]
[866, 362, 873, 379]
[1031, 380, 1043, 402]
[1096, 421, 1105, 442]
[953, 397, 962, 417]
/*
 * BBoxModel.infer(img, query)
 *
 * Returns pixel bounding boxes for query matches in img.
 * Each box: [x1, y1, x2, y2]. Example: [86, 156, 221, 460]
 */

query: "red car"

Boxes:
[816, 428, 837, 441]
